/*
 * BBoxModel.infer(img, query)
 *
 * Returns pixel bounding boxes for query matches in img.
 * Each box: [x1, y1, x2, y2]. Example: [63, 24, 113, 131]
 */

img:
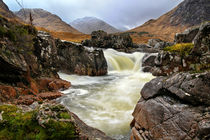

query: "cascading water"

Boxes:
[57, 49, 154, 139]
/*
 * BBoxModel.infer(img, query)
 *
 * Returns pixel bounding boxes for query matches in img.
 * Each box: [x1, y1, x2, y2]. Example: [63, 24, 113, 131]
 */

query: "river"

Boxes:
[57, 49, 154, 139]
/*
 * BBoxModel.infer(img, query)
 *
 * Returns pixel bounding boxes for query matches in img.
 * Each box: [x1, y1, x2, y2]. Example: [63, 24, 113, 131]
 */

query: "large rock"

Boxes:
[175, 26, 199, 43]
[57, 40, 108, 76]
[192, 22, 210, 65]
[82, 30, 133, 51]
[142, 53, 158, 72]
[131, 72, 210, 140]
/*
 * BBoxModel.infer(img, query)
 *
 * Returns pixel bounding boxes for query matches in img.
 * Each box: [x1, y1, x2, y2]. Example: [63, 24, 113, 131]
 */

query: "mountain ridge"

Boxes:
[129, 0, 210, 43]
[70, 16, 121, 34]
[15, 8, 81, 34]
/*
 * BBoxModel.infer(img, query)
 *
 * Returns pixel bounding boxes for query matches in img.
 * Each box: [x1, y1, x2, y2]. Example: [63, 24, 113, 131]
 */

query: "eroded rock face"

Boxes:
[175, 26, 199, 43]
[82, 30, 133, 51]
[192, 22, 210, 66]
[131, 72, 210, 140]
[57, 40, 107, 76]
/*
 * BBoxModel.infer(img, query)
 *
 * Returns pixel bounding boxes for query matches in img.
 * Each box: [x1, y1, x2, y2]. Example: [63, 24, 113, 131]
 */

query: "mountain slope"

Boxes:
[70, 17, 120, 34]
[15, 8, 80, 34]
[130, 0, 210, 42]
[0, 0, 15, 18]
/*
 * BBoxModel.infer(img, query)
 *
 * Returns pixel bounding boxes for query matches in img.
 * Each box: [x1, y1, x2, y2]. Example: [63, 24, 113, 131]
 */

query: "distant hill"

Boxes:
[130, 0, 210, 43]
[0, 0, 16, 18]
[15, 8, 80, 34]
[70, 17, 121, 34]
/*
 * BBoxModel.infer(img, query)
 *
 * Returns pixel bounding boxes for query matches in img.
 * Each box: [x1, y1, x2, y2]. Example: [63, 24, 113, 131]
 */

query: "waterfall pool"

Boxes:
[57, 49, 154, 139]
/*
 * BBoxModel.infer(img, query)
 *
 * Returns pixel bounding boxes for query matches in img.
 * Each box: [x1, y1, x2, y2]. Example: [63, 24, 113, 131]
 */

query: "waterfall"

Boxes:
[57, 49, 154, 140]
[103, 49, 144, 72]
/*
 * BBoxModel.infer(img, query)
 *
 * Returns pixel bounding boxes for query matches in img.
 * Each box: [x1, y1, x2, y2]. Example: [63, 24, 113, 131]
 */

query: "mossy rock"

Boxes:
[0, 104, 78, 140]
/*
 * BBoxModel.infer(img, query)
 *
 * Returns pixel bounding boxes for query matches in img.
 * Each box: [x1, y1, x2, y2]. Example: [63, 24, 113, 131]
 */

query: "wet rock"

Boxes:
[82, 30, 133, 50]
[175, 26, 199, 43]
[0, 85, 17, 101]
[16, 95, 42, 105]
[131, 72, 210, 140]
[57, 40, 108, 76]
[38, 92, 63, 100]
[37, 77, 71, 92]
[142, 53, 158, 72]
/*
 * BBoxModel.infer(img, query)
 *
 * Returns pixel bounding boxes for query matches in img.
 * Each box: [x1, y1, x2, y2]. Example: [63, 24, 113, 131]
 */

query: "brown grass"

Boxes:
[36, 26, 90, 43]
[129, 7, 189, 44]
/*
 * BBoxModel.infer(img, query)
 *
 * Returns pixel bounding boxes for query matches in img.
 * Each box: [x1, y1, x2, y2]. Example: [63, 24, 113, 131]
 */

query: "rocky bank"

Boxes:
[130, 22, 210, 139]
[0, 4, 111, 139]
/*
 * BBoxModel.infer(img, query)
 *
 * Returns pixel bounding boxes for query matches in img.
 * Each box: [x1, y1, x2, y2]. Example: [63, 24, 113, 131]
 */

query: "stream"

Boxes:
[57, 49, 154, 139]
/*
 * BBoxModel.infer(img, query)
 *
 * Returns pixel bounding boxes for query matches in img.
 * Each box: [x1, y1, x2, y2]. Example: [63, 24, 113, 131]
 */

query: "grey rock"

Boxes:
[175, 26, 199, 43]
[131, 72, 210, 140]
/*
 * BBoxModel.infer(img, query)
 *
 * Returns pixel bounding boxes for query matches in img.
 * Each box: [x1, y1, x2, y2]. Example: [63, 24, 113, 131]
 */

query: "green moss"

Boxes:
[58, 112, 71, 119]
[163, 43, 194, 56]
[45, 119, 77, 139]
[0, 105, 78, 140]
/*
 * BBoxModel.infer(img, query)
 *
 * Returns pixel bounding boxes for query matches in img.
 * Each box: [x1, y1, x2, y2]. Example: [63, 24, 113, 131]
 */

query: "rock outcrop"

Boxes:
[56, 40, 107, 76]
[82, 30, 133, 51]
[0, 14, 108, 105]
[131, 72, 210, 140]
[142, 22, 210, 76]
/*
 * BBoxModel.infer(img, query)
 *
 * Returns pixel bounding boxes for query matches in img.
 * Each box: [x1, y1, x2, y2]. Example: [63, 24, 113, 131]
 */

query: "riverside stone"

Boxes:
[131, 72, 210, 140]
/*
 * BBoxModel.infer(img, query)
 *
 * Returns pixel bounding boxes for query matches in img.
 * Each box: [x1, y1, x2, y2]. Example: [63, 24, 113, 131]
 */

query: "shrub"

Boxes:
[163, 43, 194, 56]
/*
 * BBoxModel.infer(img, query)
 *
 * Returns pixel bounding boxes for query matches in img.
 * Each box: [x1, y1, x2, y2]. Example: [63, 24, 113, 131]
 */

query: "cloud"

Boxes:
[4, 0, 183, 30]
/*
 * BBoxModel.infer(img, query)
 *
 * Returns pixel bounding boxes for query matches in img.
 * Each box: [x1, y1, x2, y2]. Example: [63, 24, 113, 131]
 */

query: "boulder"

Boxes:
[192, 22, 210, 58]
[148, 39, 162, 47]
[154, 41, 174, 49]
[175, 26, 199, 43]
[57, 40, 108, 76]
[131, 72, 210, 140]
[82, 30, 133, 50]
[142, 53, 158, 72]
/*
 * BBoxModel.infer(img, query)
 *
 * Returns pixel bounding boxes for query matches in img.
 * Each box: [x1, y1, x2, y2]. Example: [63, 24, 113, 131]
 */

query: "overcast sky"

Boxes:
[4, 0, 183, 30]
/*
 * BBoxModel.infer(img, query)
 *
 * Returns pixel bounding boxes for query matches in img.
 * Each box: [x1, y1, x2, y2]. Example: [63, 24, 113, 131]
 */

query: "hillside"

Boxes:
[70, 17, 120, 34]
[15, 8, 80, 34]
[0, 0, 15, 18]
[129, 0, 210, 43]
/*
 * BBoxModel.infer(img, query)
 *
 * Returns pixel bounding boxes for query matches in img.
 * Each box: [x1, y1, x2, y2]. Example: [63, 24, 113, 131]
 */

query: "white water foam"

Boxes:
[57, 49, 154, 139]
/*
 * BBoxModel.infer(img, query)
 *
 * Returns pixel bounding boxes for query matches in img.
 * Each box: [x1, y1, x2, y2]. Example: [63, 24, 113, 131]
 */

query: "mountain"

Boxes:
[130, 0, 210, 42]
[0, 0, 15, 18]
[15, 8, 80, 34]
[70, 17, 121, 34]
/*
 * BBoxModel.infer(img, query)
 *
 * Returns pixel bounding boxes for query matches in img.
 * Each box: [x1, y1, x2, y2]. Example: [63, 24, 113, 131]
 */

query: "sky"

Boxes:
[4, 0, 183, 30]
